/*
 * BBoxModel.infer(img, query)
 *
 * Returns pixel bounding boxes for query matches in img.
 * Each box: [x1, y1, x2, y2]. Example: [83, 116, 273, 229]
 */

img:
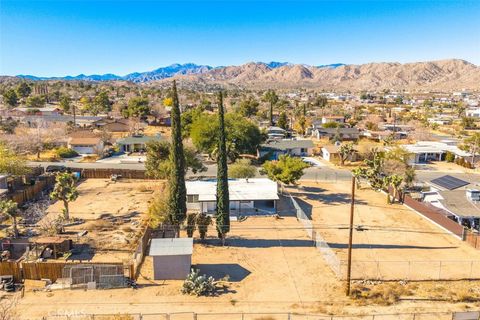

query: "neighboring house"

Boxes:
[266, 126, 286, 139]
[380, 124, 414, 132]
[68, 137, 104, 155]
[362, 130, 407, 141]
[186, 178, 279, 216]
[148, 238, 193, 280]
[427, 117, 453, 125]
[390, 141, 471, 164]
[322, 115, 345, 124]
[116, 134, 163, 153]
[14, 115, 105, 128]
[11, 106, 63, 117]
[422, 175, 480, 230]
[312, 127, 360, 141]
[321, 145, 358, 162]
[258, 139, 315, 160]
[321, 145, 340, 162]
[466, 108, 480, 118]
[101, 119, 130, 133]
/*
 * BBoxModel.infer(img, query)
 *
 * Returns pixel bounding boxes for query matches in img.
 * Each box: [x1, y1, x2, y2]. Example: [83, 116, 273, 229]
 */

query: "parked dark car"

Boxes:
[45, 165, 68, 173]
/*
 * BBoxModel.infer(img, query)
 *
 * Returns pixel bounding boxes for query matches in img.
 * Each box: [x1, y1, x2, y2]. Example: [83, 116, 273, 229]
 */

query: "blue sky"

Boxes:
[1, 0, 479, 76]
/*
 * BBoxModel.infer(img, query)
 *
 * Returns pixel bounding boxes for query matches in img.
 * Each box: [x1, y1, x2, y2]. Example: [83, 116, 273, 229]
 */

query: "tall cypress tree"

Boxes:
[168, 80, 187, 235]
[216, 91, 230, 245]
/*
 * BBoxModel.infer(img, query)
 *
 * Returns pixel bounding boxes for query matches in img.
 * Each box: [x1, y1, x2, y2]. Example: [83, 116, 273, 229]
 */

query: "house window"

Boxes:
[187, 195, 199, 203]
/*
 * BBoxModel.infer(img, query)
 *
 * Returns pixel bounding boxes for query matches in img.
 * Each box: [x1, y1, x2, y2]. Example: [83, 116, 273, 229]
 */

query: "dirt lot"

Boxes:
[39, 179, 164, 262]
[287, 181, 480, 280]
[15, 215, 480, 319]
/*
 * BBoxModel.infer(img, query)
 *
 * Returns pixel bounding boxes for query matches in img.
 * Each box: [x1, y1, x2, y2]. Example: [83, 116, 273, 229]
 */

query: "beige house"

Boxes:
[68, 137, 104, 155]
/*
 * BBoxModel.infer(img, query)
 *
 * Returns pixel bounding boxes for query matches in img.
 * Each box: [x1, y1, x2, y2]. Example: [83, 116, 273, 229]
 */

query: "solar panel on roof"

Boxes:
[430, 175, 470, 190]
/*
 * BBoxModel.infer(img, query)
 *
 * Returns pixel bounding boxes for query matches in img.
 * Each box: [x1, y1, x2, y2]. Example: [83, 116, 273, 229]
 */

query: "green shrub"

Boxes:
[56, 147, 78, 158]
[445, 151, 455, 163]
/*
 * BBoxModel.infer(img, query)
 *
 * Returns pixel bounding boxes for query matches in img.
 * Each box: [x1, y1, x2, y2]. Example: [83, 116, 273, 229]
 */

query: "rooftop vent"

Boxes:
[466, 189, 480, 202]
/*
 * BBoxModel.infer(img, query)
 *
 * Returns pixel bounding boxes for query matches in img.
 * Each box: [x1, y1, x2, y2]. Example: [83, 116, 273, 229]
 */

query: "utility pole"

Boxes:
[73, 103, 77, 130]
[345, 175, 356, 296]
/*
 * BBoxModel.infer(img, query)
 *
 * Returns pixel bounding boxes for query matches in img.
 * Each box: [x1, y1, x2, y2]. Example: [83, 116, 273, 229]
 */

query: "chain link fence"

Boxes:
[61, 264, 127, 289]
[289, 191, 342, 277]
[40, 311, 480, 320]
[288, 192, 480, 281]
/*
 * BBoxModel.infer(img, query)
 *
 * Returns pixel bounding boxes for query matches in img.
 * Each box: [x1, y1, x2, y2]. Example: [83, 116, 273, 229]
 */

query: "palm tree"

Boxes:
[0, 200, 20, 238]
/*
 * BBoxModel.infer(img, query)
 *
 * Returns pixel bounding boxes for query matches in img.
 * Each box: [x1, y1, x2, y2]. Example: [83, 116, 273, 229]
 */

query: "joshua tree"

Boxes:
[383, 174, 404, 204]
[0, 200, 20, 238]
[338, 143, 355, 166]
[351, 167, 367, 189]
[50, 172, 78, 220]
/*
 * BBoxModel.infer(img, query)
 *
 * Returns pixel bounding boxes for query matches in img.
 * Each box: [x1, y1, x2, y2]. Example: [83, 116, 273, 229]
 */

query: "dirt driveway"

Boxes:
[287, 181, 480, 280]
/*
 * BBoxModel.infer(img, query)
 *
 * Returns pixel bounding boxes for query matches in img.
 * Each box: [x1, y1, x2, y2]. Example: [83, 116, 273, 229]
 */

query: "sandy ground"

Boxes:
[38, 179, 164, 262]
[15, 216, 480, 319]
[287, 181, 480, 280]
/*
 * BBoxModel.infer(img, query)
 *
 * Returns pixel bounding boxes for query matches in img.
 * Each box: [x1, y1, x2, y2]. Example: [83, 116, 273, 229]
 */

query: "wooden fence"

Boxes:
[72, 168, 148, 179]
[7, 175, 56, 206]
[0, 261, 22, 282]
[132, 226, 152, 278]
[402, 194, 465, 238]
[0, 261, 128, 283]
[465, 230, 480, 249]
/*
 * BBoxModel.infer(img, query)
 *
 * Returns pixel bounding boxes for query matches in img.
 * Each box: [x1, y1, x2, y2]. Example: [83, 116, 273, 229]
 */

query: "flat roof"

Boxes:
[438, 190, 480, 218]
[116, 134, 163, 145]
[149, 238, 193, 256]
[261, 139, 314, 151]
[399, 141, 471, 157]
[186, 178, 279, 202]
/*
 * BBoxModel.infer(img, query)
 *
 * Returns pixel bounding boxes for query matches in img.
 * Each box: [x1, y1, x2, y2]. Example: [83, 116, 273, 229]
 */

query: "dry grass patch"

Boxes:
[351, 282, 412, 306]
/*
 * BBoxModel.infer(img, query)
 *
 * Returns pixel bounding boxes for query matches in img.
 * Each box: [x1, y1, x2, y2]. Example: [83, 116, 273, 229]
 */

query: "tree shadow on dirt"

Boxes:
[195, 263, 251, 282]
[208, 237, 314, 248]
[328, 243, 458, 250]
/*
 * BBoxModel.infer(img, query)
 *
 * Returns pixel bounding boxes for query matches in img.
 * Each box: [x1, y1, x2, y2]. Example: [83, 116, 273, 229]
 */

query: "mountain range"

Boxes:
[12, 60, 480, 91]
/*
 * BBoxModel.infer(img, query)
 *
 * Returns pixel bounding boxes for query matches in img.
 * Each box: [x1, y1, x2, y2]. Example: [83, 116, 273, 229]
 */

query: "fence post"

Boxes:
[407, 261, 411, 281]
[438, 261, 442, 280]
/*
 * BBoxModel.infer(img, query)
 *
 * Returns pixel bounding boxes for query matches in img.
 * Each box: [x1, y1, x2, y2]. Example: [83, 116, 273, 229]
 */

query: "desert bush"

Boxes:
[196, 213, 212, 240]
[38, 216, 64, 235]
[55, 147, 79, 158]
[351, 282, 411, 306]
[181, 269, 216, 296]
[185, 213, 197, 237]
[445, 151, 455, 163]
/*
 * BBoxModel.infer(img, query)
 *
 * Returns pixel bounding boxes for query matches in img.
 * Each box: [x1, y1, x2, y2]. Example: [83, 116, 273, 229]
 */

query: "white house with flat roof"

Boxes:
[466, 108, 480, 118]
[391, 141, 471, 164]
[186, 178, 279, 216]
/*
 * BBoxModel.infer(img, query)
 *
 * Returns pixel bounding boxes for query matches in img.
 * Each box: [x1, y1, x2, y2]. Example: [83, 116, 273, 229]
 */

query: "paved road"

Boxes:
[28, 160, 478, 183]
[28, 160, 352, 181]
[28, 161, 146, 170]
